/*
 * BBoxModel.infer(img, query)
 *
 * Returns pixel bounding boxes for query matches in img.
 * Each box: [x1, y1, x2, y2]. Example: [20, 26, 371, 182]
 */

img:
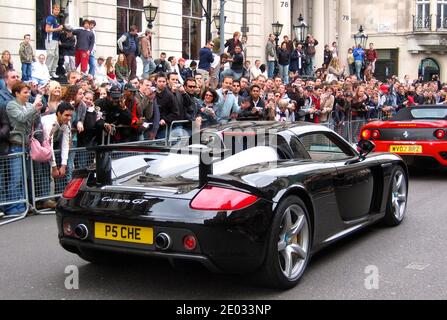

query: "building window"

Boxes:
[437, 0, 447, 29]
[35, 0, 55, 50]
[117, 0, 144, 38]
[419, 58, 440, 82]
[415, 0, 431, 30]
[182, 0, 203, 60]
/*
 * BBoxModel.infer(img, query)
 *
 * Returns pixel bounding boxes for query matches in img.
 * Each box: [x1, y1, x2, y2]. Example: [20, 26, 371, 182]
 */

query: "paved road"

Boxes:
[1, 167, 447, 300]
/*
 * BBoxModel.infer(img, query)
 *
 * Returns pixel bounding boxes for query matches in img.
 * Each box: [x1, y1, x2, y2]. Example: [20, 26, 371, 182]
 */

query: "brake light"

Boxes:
[372, 130, 381, 139]
[361, 129, 371, 140]
[63, 178, 85, 199]
[190, 186, 258, 211]
[435, 129, 446, 140]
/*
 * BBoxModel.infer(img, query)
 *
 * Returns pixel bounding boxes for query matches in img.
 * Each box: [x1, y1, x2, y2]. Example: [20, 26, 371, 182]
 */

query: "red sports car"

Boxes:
[360, 105, 447, 167]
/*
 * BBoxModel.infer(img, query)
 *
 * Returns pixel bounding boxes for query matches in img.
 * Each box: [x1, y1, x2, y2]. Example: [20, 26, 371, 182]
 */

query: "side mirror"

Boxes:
[357, 139, 376, 157]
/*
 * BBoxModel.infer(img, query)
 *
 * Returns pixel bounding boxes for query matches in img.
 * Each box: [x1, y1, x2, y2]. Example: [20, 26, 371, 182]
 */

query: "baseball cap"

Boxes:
[379, 84, 389, 94]
[110, 85, 122, 99]
[124, 83, 137, 92]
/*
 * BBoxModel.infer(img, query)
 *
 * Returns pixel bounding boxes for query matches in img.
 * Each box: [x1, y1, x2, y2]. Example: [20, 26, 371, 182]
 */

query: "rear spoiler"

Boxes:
[87, 144, 228, 187]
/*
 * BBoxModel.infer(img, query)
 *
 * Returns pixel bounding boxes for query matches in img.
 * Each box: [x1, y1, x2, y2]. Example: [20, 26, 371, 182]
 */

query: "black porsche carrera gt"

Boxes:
[56, 122, 408, 289]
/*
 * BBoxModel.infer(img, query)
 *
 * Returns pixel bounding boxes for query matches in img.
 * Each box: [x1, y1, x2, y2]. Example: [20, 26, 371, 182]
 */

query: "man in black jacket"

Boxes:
[59, 28, 76, 73]
[167, 72, 195, 121]
[155, 73, 179, 139]
[95, 85, 132, 143]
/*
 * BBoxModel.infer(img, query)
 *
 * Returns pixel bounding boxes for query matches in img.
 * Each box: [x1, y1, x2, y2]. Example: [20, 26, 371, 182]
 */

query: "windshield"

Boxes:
[186, 130, 295, 160]
[393, 107, 447, 121]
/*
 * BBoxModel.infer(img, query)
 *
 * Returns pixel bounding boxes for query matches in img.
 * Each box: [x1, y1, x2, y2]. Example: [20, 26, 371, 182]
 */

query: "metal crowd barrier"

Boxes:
[321, 118, 376, 144]
[30, 146, 96, 215]
[0, 132, 30, 226]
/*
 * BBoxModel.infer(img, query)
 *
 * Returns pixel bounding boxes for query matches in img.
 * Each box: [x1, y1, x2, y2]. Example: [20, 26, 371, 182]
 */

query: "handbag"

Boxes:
[29, 120, 54, 163]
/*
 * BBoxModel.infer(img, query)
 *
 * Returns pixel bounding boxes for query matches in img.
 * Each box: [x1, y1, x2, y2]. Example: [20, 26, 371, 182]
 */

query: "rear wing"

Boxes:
[87, 144, 228, 187]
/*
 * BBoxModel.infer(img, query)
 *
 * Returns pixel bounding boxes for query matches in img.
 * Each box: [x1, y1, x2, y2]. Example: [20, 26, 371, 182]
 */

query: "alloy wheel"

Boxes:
[277, 204, 310, 280]
[391, 170, 407, 221]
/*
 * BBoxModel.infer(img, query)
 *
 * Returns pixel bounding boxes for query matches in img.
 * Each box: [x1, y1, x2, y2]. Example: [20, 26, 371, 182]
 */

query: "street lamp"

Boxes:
[293, 14, 309, 44]
[271, 21, 283, 77]
[143, 3, 158, 29]
[271, 21, 284, 47]
[354, 25, 368, 48]
[213, 14, 226, 31]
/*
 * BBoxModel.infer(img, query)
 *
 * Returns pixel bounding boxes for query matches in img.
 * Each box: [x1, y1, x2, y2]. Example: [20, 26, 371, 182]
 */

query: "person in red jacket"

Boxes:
[365, 43, 378, 74]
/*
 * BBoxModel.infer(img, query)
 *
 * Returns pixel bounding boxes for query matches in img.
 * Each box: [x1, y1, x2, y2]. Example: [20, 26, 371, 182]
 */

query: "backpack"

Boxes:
[39, 18, 48, 42]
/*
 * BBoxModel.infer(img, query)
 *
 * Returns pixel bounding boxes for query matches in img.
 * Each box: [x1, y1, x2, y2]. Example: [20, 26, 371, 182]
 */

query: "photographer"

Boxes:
[350, 85, 368, 121]
[95, 84, 132, 143]
[378, 84, 397, 119]
[303, 86, 322, 123]
[216, 76, 240, 124]
[5, 82, 44, 215]
[333, 90, 352, 127]
[275, 99, 293, 122]
[195, 89, 219, 128]
[319, 86, 335, 123]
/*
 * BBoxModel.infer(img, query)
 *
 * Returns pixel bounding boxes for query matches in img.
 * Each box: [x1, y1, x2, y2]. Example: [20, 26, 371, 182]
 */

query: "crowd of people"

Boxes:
[1, 6, 447, 218]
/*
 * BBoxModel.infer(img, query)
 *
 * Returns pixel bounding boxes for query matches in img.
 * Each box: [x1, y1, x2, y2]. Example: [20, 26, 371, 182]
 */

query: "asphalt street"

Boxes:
[1, 166, 447, 300]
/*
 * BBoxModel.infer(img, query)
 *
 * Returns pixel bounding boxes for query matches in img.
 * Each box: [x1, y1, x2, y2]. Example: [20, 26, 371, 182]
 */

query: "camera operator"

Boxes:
[216, 76, 240, 123]
[302, 86, 322, 123]
[95, 84, 132, 143]
[350, 85, 368, 121]
[378, 84, 397, 119]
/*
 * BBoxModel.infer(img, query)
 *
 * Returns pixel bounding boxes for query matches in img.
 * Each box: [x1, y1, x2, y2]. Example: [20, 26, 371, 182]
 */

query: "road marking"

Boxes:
[405, 263, 430, 271]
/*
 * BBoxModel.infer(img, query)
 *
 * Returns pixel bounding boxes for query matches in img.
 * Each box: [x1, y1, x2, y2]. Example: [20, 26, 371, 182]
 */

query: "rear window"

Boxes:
[411, 108, 447, 119]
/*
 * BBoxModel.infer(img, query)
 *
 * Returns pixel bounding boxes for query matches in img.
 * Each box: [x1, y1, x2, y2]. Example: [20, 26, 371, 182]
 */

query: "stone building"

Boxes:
[0, 0, 446, 81]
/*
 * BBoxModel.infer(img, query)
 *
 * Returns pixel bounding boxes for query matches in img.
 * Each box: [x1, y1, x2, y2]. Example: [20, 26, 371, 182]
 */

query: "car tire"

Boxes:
[257, 196, 312, 289]
[383, 166, 408, 227]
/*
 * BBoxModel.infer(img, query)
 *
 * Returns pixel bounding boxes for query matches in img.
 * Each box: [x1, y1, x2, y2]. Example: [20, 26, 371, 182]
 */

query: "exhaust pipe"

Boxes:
[155, 233, 172, 251]
[74, 224, 89, 240]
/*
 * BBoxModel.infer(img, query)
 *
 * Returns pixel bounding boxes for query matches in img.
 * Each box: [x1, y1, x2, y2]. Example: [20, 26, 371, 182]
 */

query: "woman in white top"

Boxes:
[95, 57, 109, 85]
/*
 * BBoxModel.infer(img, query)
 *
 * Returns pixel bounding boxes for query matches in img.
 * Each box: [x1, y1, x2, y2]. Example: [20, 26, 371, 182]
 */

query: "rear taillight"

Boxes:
[190, 186, 258, 211]
[63, 178, 85, 199]
[371, 130, 381, 139]
[434, 129, 446, 140]
[361, 129, 371, 140]
[183, 235, 197, 251]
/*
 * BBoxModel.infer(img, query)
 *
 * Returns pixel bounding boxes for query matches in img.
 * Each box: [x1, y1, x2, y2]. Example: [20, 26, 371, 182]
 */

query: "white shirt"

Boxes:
[250, 66, 262, 80]
[172, 64, 184, 84]
[41, 114, 71, 167]
[211, 54, 220, 69]
[32, 62, 51, 81]
[95, 64, 108, 85]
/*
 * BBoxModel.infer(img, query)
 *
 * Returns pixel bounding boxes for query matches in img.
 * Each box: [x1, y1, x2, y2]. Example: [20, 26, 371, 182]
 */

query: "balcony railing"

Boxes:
[413, 14, 432, 32]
